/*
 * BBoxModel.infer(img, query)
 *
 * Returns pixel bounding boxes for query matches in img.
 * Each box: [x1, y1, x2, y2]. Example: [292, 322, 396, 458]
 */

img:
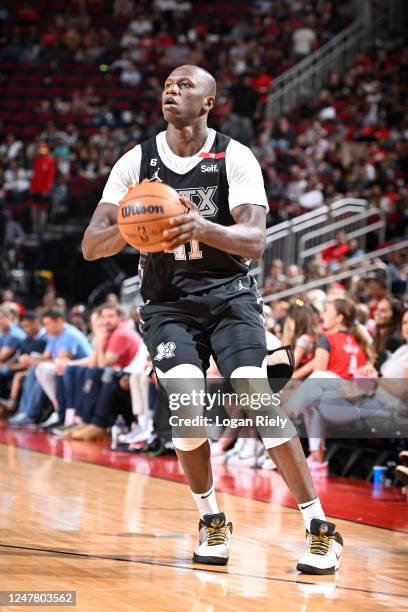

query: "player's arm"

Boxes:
[81, 203, 127, 261]
[82, 148, 141, 261]
[162, 200, 266, 259]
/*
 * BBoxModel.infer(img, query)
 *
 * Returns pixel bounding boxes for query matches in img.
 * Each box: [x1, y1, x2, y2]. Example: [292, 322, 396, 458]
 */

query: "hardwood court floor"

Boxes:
[0, 440, 407, 612]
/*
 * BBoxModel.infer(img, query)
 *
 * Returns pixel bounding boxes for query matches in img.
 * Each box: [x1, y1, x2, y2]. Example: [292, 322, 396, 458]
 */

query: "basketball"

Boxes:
[117, 182, 188, 252]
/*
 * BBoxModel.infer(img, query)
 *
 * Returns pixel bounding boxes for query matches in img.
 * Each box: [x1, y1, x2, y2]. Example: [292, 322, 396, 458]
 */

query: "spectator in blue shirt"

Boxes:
[0, 305, 26, 364]
[9, 309, 91, 429]
[42, 308, 91, 360]
[0, 311, 47, 417]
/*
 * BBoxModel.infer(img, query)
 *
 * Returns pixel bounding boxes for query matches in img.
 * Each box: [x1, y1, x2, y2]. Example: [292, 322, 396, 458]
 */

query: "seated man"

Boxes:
[9, 308, 91, 428]
[0, 311, 47, 417]
[66, 303, 143, 440]
[0, 304, 26, 399]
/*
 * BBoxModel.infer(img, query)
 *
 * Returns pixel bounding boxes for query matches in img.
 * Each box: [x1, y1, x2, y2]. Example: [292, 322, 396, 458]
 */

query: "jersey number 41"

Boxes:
[171, 240, 203, 260]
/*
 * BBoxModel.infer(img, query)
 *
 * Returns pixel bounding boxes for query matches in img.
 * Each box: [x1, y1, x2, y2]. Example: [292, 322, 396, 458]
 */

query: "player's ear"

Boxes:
[204, 96, 215, 112]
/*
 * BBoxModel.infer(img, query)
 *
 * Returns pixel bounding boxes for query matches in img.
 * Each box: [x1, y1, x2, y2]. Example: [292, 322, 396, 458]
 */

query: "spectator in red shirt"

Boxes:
[286, 299, 374, 477]
[30, 143, 56, 234]
[320, 231, 350, 266]
[90, 304, 141, 369]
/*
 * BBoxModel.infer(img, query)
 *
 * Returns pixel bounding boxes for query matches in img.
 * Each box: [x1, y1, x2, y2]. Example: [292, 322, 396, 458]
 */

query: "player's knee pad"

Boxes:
[229, 363, 298, 441]
[155, 364, 204, 380]
[172, 437, 208, 452]
[156, 364, 205, 411]
[230, 360, 267, 379]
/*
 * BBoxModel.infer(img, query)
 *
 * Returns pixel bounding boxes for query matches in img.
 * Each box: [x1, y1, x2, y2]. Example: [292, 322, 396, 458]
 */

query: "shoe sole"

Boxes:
[193, 553, 229, 566]
[296, 562, 339, 575]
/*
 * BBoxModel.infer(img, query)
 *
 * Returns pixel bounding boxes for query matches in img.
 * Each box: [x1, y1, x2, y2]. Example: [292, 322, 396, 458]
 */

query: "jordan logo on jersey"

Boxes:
[154, 341, 176, 361]
[149, 168, 161, 181]
[177, 187, 218, 217]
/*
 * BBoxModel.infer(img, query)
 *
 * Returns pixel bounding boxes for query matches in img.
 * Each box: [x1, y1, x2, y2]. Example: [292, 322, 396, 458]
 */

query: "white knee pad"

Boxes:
[156, 364, 208, 452]
[155, 364, 204, 380]
[172, 437, 208, 451]
[230, 358, 267, 379]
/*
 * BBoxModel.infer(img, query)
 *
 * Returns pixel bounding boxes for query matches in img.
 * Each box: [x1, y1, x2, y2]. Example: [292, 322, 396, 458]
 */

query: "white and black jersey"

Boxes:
[100, 128, 268, 302]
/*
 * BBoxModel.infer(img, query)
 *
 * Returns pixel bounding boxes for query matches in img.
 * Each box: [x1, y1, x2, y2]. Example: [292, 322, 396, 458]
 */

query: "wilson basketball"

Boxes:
[117, 182, 188, 252]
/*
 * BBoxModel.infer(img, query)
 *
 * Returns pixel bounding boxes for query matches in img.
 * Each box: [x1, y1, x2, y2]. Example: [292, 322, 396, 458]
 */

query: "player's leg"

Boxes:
[211, 294, 343, 574]
[141, 312, 232, 565]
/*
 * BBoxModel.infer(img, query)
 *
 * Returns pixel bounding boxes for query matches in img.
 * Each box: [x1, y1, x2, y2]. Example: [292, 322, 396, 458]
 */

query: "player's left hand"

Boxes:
[161, 196, 209, 250]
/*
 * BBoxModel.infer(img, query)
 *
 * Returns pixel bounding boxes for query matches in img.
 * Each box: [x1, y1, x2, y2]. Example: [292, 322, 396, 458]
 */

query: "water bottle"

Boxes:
[111, 414, 128, 450]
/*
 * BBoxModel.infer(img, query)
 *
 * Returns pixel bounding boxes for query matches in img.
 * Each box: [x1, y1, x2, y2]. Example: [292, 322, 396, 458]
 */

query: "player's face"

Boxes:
[162, 69, 212, 124]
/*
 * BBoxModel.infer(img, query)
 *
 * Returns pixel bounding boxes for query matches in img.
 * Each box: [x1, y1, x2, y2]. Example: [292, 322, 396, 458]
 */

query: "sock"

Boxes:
[298, 497, 325, 531]
[192, 485, 219, 518]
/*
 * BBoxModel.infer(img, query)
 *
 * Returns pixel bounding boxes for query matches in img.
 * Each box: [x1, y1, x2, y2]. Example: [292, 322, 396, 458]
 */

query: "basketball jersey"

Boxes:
[325, 331, 366, 378]
[138, 131, 252, 302]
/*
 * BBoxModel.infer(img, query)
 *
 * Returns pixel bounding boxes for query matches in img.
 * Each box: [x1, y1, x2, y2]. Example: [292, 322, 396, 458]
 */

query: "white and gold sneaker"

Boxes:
[193, 512, 232, 566]
[297, 518, 343, 575]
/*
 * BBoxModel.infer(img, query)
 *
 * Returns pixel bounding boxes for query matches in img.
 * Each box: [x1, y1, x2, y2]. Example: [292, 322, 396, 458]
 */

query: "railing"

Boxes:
[298, 208, 386, 264]
[260, 198, 370, 280]
[120, 274, 142, 307]
[262, 239, 407, 303]
[265, 0, 400, 120]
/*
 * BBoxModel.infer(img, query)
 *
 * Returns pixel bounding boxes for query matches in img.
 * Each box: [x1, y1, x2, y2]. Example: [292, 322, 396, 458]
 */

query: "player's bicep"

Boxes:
[226, 141, 269, 212]
[231, 203, 266, 232]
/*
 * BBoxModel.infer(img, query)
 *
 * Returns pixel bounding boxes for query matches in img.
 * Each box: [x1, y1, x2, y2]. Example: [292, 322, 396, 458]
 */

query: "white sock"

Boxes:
[192, 485, 219, 518]
[298, 497, 325, 531]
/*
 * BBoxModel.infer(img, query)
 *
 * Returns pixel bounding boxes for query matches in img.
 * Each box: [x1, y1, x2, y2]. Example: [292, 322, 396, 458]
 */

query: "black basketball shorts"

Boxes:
[139, 275, 267, 379]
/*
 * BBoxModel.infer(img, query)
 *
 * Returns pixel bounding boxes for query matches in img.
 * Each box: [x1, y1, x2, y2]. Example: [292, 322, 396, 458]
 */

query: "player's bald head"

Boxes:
[168, 65, 216, 97]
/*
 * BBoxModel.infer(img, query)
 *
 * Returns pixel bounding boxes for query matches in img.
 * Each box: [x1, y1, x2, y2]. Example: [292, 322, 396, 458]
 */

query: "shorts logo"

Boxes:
[154, 341, 176, 361]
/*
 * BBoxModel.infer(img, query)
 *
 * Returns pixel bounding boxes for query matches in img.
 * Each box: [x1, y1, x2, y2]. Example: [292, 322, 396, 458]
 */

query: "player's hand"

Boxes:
[161, 196, 209, 250]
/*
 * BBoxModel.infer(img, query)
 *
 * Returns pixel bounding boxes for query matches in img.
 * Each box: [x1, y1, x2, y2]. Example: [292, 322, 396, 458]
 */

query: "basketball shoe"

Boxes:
[193, 512, 232, 565]
[297, 518, 343, 575]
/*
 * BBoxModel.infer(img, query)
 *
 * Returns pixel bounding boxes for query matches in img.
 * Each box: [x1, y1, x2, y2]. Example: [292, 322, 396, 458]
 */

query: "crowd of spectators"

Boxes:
[1, 0, 353, 236]
[0, 3, 406, 266]
[0, 265, 407, 487]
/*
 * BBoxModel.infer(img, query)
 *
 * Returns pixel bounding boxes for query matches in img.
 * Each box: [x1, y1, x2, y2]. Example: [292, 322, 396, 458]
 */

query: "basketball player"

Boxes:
[82, 65, 343, 574]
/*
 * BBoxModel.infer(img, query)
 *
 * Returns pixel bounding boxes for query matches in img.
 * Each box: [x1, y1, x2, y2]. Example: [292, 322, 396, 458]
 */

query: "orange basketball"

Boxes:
[117, 182, 188, 252]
